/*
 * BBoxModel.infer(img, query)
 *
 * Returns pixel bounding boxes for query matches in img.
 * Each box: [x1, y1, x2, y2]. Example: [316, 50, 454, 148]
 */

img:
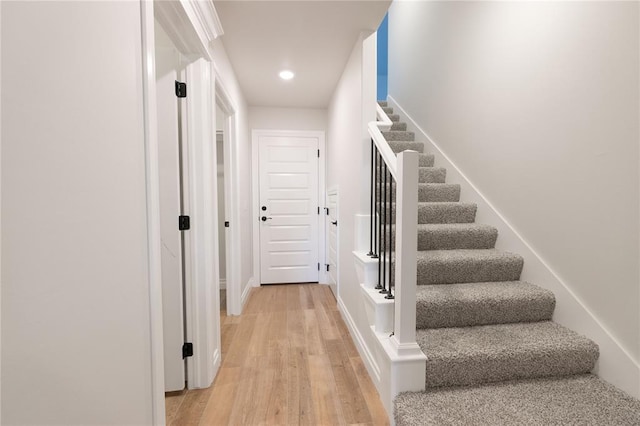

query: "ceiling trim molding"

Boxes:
[154, 0, 223, 61]
[191, 0, 224, 41]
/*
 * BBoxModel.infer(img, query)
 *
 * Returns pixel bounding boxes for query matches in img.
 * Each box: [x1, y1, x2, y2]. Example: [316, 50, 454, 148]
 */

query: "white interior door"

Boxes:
[326, 189, 338, 297]
[157, 71, 185, 392]
[259, 135, 320, 284]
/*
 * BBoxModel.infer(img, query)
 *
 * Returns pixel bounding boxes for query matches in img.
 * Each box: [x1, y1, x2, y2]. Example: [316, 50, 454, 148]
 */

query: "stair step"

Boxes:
[417, 249, 523, 284]
[419, 167, 446, 183]
[416, 281, 555, 329]
[395, 374, 640, 426]
[418, 202, 477, 224]
[382, 131, 415, 141]
[417, 224, 497, 250]
[382, 106, 394, 114]
[388, 114, 400, 122]
[418, 183, 460, 202]
[376, 182, 460, 205]
[418, 154, 434, 167]
[389, 141, 423, 154]
[383, 201, 477, 225]
[377, 101, 388, 107]
[418, 321, 599, 388]
[390, 121, 407, 131]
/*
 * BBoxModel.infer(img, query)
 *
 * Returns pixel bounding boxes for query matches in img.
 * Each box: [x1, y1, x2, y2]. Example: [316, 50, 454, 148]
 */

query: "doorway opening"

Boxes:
[215, 104, 228, 314]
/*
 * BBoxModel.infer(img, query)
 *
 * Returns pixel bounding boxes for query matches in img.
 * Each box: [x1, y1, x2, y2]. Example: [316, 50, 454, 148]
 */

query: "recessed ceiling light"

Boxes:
[279, 70, 295, 80]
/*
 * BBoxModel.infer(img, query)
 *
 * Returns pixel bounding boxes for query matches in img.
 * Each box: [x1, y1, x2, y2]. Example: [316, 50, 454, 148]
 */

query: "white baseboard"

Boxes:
[241, 277, 253, 310]
[337, 296, 381, 383]
[388, 95, 640, 398]
[212, 348, 221, 378]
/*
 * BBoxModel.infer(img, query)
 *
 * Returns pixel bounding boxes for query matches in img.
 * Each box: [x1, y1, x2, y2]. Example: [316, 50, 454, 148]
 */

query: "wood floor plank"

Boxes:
[265, 340, 288, 424]
[169, 386, 211, 426]
[308, 354, 346, 426]
[165, 391, 186, 425]
[287, 346, 317, 425]
[198, 367, 241, 426]
[223, 313, 257, 368]
[287, 305, 306, 349]
[167, 284, 389, 426]
[299, 284, 315, 310]
[332, 308, 360, 358]
[350, 357, 390, 426]
[303, 308, 325, 356]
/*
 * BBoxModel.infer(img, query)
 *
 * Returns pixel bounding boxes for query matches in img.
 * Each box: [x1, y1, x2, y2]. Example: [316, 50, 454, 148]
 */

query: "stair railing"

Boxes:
[368, 104, 419, 346]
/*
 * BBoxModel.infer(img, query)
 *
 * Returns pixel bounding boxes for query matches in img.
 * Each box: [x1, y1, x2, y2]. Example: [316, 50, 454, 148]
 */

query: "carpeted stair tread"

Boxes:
[378, 101, 388, 107]
[382, 183, 460, 202]
[418, 202, 477, 223]
[418, 321, 599, 387]
[390, 121, 407, 131]
[382, 106, 394, 114]
[418, 183, 460, 202]
[387, 114, 400, 122]
[418, 167, 446, 183]
[417, 224, 497, 250]
[418, 154, 434, 167]
[416, 281, 555, 329]
[389, 141, 424, 154]
[384, 202, 477, 224]
[417, 249, 523, 284]
[382, 130, 415, 141]
[395, 374, 640, 426]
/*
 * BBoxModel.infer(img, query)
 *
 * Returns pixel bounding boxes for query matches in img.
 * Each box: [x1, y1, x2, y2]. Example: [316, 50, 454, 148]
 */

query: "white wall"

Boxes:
[249, 106, 327, 131]
[388, 0, 639, 385]
[326, 31, 378, 375]
[211, 38, 253, 308]
[2, 2, 154, 423]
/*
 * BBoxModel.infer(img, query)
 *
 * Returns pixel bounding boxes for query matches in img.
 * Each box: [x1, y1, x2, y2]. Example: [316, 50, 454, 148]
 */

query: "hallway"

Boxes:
[165, 284, 389, 425]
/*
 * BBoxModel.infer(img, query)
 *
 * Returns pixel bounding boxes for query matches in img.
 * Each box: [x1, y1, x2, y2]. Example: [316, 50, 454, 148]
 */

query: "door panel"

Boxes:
[259, 136, 319, 284]
[157, 71, 185, 392]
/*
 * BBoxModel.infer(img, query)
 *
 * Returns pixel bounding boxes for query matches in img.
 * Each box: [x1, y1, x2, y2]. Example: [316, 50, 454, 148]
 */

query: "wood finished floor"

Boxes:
[165, 284, 389, 426]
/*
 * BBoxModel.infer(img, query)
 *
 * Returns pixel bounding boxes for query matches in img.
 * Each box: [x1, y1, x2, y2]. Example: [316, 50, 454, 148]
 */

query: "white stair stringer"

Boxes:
[353, 267, 428, 419]
[352, 214, 427, 421]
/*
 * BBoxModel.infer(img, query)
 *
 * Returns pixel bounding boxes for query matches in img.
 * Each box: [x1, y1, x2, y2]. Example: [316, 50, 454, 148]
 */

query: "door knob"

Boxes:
[261, 216, 272, 222]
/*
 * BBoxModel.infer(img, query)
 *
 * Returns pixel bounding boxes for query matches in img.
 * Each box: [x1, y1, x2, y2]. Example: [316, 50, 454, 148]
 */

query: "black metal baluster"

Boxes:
[386, 177, 395, 300]
[368, 139, 375, 257]
[376, 150, 383, 289]
[381, 162, 388, 295]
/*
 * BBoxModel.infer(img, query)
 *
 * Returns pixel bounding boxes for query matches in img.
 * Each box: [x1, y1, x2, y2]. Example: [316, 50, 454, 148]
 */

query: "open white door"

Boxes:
[326, 188, 338, 297]
[157, 71, 185, 392]
[258, 134, 320, 284]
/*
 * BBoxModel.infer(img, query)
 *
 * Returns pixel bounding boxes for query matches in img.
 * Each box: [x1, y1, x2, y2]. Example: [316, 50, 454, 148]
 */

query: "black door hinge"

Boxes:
[326, 264, 330, 272]
[224, 221, 230, 228]
[325, 207, 329, 215]
[175, 81, 187, 98]
[182, 342, 193, 359]
[317, 206, 320, 215]
[317, 263, 320, 271]
[179, 215, 190, 230]
[317, 149, 320, 158]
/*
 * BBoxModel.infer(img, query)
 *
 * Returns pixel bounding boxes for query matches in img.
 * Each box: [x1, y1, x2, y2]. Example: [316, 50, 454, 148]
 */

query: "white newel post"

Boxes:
[392, 150, 419, 348]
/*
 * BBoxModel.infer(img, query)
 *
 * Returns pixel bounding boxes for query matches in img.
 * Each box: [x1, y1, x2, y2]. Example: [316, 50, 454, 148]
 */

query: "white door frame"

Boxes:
[213, 65, 243, 316]
[326, 186, 339, 297]
[140, 2, 165, 423]
[142, 0, 224, 422]
[251, 130, 327, 286]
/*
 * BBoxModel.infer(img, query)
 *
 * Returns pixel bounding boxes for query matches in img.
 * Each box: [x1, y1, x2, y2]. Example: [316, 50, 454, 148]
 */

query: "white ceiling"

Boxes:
[213, 0, 390, 108]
